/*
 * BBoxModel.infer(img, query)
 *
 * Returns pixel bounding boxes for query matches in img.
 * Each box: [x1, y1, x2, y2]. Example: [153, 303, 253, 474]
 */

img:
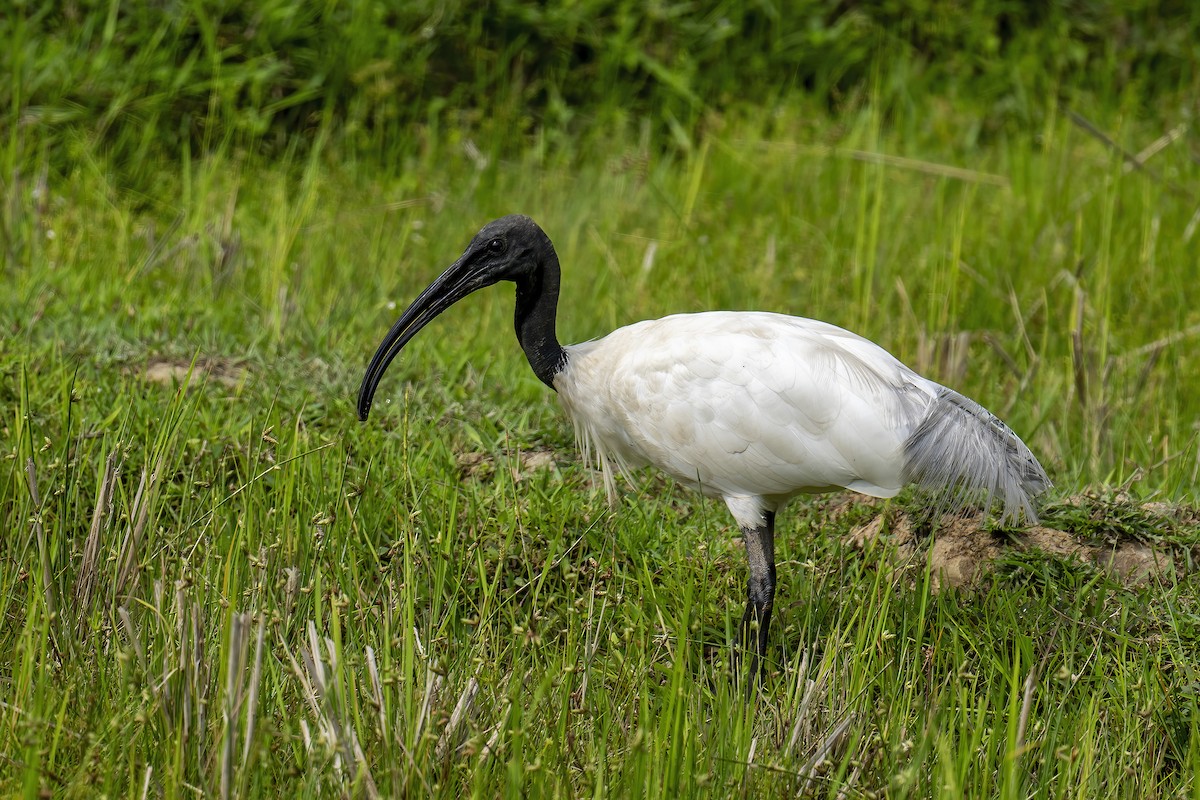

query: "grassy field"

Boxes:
[4, 11, 1200, 795]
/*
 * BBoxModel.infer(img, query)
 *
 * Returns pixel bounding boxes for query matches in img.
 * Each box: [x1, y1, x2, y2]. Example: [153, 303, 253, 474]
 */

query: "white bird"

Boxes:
[357, 215, 1050, 676]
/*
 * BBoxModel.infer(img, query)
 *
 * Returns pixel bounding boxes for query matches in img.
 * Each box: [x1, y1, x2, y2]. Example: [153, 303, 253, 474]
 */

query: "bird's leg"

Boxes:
[739, 510, 776, 681]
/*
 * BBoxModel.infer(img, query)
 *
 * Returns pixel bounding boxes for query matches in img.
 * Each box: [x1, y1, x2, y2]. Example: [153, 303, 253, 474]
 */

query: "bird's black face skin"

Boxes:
[356, 215, 546, 421]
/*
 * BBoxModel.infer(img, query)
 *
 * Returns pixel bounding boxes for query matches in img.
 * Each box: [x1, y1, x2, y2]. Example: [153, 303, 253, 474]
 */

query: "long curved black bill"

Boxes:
[357, 258, 482, 421]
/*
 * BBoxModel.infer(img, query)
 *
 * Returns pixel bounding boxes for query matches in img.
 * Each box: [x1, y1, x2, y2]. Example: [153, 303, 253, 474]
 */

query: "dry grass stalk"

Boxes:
[413, 668, 442, 750]
[1065, 108, 1193, 200]
[364, 645, 389, 745]
[284, 621, 380, 799]
[1015, 668, 1037, 754]
[435, 677, 480, 760]
[25, 458, 57, 625]
[174, 586, 209, 755]
[217, 613, 265, 798]
[1130, 123, 1187, 167]
[241, 618, 266, 767]
[799, 714, 856, 793]
[140, 765, 153, 800]
[784, 648, 822, 759]
[221, 613, 249, 800]
[744, 140, 1010, 186]
[478, 704, 512, 762]
[117, 604, 171, 733]
[77, 450, 119, 636]
[115, 456, 165, 601]
[1184, 204, 1200, 243]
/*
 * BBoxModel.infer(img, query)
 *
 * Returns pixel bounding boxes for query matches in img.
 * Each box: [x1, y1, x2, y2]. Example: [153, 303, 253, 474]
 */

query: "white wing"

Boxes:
[556, 311, 940, 503]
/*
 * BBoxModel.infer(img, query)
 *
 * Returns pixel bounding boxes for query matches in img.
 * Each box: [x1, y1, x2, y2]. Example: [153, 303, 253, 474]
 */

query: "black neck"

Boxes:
[514, 242, 568, 389]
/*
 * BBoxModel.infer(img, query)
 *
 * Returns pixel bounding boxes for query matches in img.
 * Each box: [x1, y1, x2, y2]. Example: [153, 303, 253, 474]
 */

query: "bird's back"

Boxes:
[556, 311, 944, 504]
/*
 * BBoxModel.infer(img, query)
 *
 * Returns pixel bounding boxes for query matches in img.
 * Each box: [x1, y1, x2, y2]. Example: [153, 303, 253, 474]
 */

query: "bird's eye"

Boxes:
[487, 238, 505, 253]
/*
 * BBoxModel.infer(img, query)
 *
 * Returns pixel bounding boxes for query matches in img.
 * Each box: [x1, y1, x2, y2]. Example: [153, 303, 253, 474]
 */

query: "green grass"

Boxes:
[8, 0, 1198, 171]
[4, 86, 1200, 796]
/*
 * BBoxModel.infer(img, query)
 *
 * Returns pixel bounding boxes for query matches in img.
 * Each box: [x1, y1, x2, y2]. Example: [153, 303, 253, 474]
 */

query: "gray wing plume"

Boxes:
[902, 387, 1050, 524]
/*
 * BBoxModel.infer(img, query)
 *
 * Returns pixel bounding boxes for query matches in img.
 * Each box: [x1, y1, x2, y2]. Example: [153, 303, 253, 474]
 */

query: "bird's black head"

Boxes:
[465, 214, 552, 282]
[356, 215, 556, 421]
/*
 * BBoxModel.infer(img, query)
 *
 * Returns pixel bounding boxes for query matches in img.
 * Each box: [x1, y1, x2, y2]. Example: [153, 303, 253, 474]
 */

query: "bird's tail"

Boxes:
[902, 387, 1050, 524]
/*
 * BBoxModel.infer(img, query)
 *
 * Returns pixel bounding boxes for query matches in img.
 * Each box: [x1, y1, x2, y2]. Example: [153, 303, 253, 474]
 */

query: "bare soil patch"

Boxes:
[847, 502, 1185, 590]
[139, 356, 247, 390]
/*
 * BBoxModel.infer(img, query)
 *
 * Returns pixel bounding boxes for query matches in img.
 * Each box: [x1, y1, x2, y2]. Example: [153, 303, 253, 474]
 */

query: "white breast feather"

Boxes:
[554, 312, 940, 505]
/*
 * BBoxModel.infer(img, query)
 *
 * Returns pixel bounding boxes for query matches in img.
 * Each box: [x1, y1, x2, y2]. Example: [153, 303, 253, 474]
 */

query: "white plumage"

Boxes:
[557, 311, 936, 509]
[357, 215, 1050, 680]
[556, 310, 1046, 528]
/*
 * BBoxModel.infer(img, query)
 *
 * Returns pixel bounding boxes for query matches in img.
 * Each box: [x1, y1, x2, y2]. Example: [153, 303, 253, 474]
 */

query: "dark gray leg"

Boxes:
[740, 510, 776, 680]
